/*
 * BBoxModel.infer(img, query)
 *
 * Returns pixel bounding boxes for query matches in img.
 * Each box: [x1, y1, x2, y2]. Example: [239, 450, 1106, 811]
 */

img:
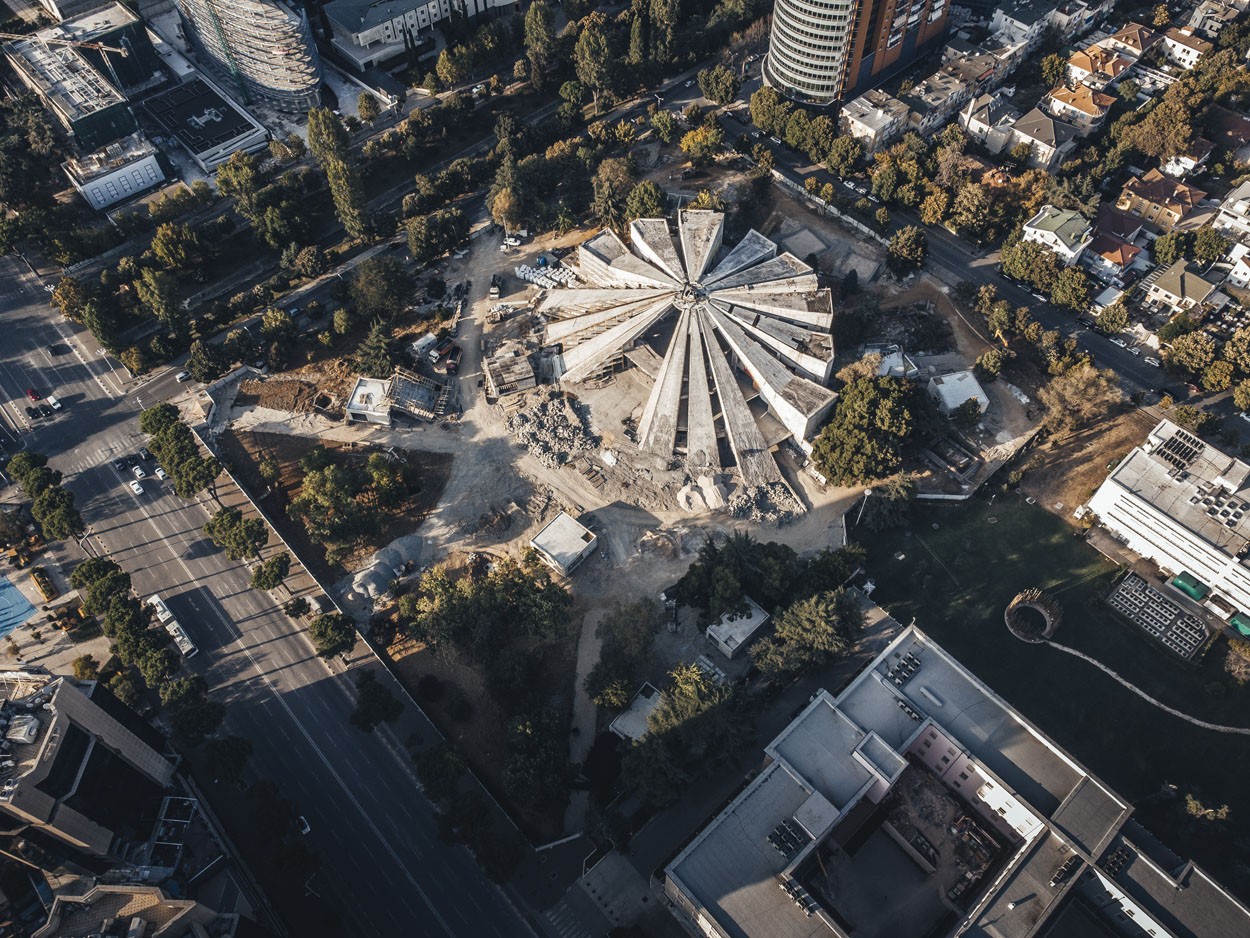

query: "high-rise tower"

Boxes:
[176, 0, 322, 110]
[764, 0, 950, 105]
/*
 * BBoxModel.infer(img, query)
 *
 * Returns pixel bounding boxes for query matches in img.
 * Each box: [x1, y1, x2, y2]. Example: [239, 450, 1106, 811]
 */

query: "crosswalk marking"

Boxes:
[544, 901, 591, 938]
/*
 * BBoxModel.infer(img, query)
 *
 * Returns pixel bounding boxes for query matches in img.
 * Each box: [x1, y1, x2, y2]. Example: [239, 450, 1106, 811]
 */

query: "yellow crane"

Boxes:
[0, 32, 129, 56]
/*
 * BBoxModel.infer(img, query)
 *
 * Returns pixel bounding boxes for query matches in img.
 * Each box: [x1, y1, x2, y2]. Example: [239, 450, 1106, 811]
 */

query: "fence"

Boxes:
[770, 170, 890, 247]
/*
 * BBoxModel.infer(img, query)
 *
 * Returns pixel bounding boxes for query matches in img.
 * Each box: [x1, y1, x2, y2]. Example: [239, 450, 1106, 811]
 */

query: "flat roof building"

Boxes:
[664, 615, 1250, 938]
[62, 133, 166, 211]
[344, 376, 393, 425]
[142, 78, 268, 172]
[1088, 418, 1250, 618]
[609, 682, 663, 741]
[47, 4, 165, 95]
[927, 370, 989, 415]
[529, 512, 597, 576]
[0, 672, 174, 857]
[706, 596, 771, 660]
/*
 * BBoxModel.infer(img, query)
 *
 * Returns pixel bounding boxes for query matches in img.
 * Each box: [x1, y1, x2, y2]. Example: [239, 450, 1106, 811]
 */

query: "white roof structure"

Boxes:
[609, 682, 663, 741]
[545, 211, 837, 489]
[345, 376, 390, 419]
[927, 370, 990, 415]
[529, 512, 597, 575]
[706, 596, 771, 659]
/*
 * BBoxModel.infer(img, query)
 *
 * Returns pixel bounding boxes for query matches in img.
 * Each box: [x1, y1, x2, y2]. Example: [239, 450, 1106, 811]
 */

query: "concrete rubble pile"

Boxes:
[728, 482, 802, 524]
[506, 391, 600, 468]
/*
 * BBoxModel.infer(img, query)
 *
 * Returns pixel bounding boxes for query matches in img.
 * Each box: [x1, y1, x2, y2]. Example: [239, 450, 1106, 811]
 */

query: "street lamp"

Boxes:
[854, 487, 874, 526]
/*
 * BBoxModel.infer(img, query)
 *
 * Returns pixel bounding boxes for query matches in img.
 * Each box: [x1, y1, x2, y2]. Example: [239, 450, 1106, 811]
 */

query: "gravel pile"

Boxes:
[507, 392, 600, 468]
[729, 482, 802, 524]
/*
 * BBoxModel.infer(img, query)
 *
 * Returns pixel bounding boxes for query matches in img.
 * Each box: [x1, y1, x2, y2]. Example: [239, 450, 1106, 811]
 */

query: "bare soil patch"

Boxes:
[1018, 408, 1157, 521]
[218, 429, 452, 582]
[236, 378, 320, 414]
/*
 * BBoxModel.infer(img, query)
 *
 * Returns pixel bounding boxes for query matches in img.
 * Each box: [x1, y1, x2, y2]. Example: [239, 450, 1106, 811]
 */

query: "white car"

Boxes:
[1129, 347, 1141, 356]
[504, 237, 520, 246]
[1110, 337, 1127, 348]
[155, 466, 168, 480]
[175, 370, 191, 382]
[133, 465, 147, 480]
[1144, 357, 1161, 367]
[1241, 412, 1250, 424]
[684, 79, 695, 87]
[129, 480, 144, 495]
[297, 815, 311, 835]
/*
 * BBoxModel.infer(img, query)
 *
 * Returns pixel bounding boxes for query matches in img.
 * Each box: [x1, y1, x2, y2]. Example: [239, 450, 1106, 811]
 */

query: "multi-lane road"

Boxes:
[0, 254, 536, 937]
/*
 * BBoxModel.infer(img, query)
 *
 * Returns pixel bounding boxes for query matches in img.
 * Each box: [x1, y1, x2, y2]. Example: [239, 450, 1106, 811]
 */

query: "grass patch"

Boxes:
[855, 494, 1250, 894]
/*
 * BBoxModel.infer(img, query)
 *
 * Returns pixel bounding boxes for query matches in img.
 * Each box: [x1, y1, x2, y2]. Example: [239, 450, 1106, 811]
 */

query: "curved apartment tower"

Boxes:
[765, 0, 950, 105]
[177, 0, 322, 110]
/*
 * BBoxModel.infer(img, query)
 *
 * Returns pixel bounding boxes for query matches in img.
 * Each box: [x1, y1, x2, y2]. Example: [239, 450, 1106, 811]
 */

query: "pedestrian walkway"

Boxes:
[544, 899, 593, 938]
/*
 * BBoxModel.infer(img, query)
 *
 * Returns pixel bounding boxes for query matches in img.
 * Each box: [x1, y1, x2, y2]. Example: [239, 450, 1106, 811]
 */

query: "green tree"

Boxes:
[250, 552, 291, 591]
[857, 473, 917, 532]
[826, 136, 862, 177]
[151, 222, 201, 273]
[310, 612, 356, 658]
[751, 588, 863, 680]
[108, 670, 143, 708]
[1051, 267, 1091, 312]
[1096, 298, 1129, 334]
[186, 339, 227, 383]
[1234, 380, 1250, 412]
[1154, 230, 1192, 266]
[974, 348, 1004, 382]
[135, 268, 181, 327]
[1203, 359, 1234, 392]
[888, 225, 927, 273]
[72, 654, 99, 680]
[623, 181, 666, 223]
[356, 320, 399, 378]
[204, 735, 254, 783]
[920, 190, 950, 226]
[348, 256, 411, 320]
[350, 670, 402, 732]
[306, 106, 351, 165]
[574, 13, 613, 111]
[680, 123, 724, 167]
[1041, 52, 1067, 89]
[1170, 331, 1218, 376]
[203, 507, 268, 560]
[950, 182, 993, 238]
[32, 486, 81, 540]
[651, 108, 678, 143]
[172, 455, 222, 500]
[1038, 363, 1121, 435]
[591, 157, 633, 230]
[1193, 227, 1228, 265]
[162, 675, 225, 746]
[810, 376, 921, 485]
[523, 0, 556, 90]
[413, 741, 465, 803]
[357, 92, 381, 124]
[696, 64, 742, 105]
[324, 156, 369, 240]
[583, 601, 662, 708]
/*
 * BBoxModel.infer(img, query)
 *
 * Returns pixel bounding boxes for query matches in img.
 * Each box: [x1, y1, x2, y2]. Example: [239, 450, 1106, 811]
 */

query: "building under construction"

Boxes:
[175, 0, 322, 110]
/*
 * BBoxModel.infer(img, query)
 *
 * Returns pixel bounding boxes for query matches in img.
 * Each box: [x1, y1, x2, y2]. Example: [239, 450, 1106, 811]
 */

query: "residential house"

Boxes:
[900, 70, 971, 136]
[927, 371, 990, 414]
[990, 0, 1059, 53]
[1050, 0, 1113, 39]
[1007, 107, 1080, 170]
[1215, 179, 1250, 242]
[1143, 259, 1222, 313]
[1085, 233, 1143, 282]
[941, 48, 1006, 98]
[839, 89, 910, 154]
[1162, 137, 1215, 178]
[1102, 21, 1159, 58]
[323, 0, 451, 72]
[1210, 106, 1250, 150]
[1021, 204, 1093, 265]
[958, 92, 1020, 154]
[1116, 169, 1208, 232]
[1189, 0, 1242, 39]
[1066, 42, 1133, 88]
[1043, 84, 1115, 133]
[1224, 242, 1250, 288]
[1096, 204, 1144, 242]
[981, 31, 1031, 75]
[1162, 27, 1214, 69]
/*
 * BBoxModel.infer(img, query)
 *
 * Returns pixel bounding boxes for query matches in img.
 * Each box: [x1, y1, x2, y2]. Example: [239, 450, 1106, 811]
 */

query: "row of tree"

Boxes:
[5, 452, 82, 540]
[138, 404, 222, 499]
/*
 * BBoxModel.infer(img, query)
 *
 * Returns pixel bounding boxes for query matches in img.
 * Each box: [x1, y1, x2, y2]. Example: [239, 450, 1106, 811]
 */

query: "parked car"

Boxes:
[26, 388, 39, 401]
[37, 404, 52, 418]
[297, 816, 311, 835]
[46, 396, 61, 411]
[128, 480, 144, 495]
[175, 371, 191, 382]
[139, 447, 152, 461]
[445, 346, 463, 375]
[1144, 357, 1161, 367]
[133, 465, 147, 480]
[1129, 347, 1141, 356]
[1110, 337, 1127, 348]
[684, 79, 695, 87]
[1077, 318, 1095, 328]
[155, 466, 168, 480]
[111, 458, 126, 472]
[769, 136, 782, 146]
[25, 406, 39, 420]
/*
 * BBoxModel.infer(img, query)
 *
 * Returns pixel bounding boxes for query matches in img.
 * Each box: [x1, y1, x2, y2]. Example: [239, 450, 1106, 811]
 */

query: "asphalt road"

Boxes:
[0, 254, 536, 937]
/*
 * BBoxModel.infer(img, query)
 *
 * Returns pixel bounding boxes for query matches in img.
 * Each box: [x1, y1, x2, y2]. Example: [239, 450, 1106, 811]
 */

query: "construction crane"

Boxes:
[0, 32, 129, 56]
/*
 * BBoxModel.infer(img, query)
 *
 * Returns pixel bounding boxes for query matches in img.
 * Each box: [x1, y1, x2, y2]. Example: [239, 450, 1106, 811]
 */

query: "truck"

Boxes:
[445, 346, 462, 375]
[164, 619, 199, 658]
[489, 274, 502, 299]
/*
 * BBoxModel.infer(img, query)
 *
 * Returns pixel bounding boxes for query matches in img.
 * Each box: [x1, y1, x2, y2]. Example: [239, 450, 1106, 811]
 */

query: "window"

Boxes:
[958, 771, 969, 781]
[997, 806, 1006, 815]
[940, 755, 950, 764]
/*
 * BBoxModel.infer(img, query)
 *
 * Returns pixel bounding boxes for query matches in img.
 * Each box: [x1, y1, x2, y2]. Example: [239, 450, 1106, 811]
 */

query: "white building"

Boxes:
[706, 596, 770, 660]
[1021, 204, 1093, 265]
[1162, 137, 1216, 179]
[989, 0, 1058, 53]
[958, 93, 1020, 154]
[927, 370, 989, 415]
[62, 133, 165, 211]
[839, 89, 910, 154]
[344, 376, 393, 425]
[529, 512, 597, 576]
[1214, 179, 1250, 242]
[1162, 27, 1214, 69]
[1224, 243, 1250, 289]
[609, 683, 663, 741]
[1088, 419, 1250, 616]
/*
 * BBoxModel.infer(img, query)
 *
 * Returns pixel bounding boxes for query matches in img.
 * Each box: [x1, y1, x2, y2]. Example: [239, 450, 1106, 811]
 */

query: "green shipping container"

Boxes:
[1171, 572, 1210, 600]
[1230, 612, 1250, 637]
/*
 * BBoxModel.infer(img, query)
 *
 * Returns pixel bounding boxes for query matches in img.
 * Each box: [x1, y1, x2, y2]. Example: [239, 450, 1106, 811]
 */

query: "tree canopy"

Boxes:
[751, 588, 864, 680]
[811, 376, 925, 485]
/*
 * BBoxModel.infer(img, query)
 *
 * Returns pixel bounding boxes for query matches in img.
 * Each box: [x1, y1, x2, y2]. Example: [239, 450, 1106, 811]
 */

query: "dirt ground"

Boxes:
[218, 428, 452, 582]
[235, 378, 320, 414]
[1018, 408, 1157, 520]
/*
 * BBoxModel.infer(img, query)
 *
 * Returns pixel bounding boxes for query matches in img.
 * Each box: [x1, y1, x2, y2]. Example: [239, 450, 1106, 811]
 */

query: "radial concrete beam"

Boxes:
[685, 308, 719, 471]
[559, 296, 674, 384]
[546, 294, 673, 345]
[702, 229, 777, 285]
[537, 288, 668, 318]
[707, 253, 819, 294]
[630, 219, 687, 284]
[638, 307, 691, 455]
[709, 289, 834, 330]
[678, 210, 725, 282]
[720, 304, 835, 383]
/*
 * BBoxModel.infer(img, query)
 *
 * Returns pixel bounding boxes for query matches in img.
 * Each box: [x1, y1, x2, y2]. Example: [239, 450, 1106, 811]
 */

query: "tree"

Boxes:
[810, 376, 922, 485]
[888, 225, 927, 273]
[32, 486, 81, 540]
[1051, 267, 1091, 312]
[583, 601, 661, 709]
[592, 157, 633, 230]
[108, 670, 143, 708]
[1170, 331, 1218, 376]
[950, 183, 993, 237]
[920, 190, 950, 226]
[680, 123, 724, 167]
[135, 268, 181, 327]
[697, 64, 742, 105]
[357, 92, 380, 124]
[859, 474, 917, 532]
[826, 136, 861, 177]
[1203, 359, 1234, 392]
[162, 676, 225, 746]
[1154, 230, 1192, 266]
[186, 339, 227, 383]
[974, 349, 1004, 383]
[651, 109, 678, 143]
[203, 507, 268, 560]
[140, 403, 180, 437]
[1118, 79, 1140, 101]
[574, 14, 613, 111]
[1038, 363, 1121, 435]
[751, 588, 863, 680]
[204, 735, 254, 783]
[324, 156, 370, 240]
[1193, 227, 1228, 265]
[1041, 52, 1067, 89]
[1235, 380, 1250, 412]
[1096, 298, 1129, 335]
[349, 671, 402, 732]
[172, 456, 221, 500]
[310, 612, 356, 658]
[1152, 3, 1171, 28]
[348, 256, 410, 320]
[1000, 238, 1063, 292]
[413, 741, 464, 803]
[250, 552, 291, 591]
[624, 181, 666, 223]
[356, 320, 399, 378]
[260, 306, 297, 344]
[72, 654, 99, 680]
[151, 222, 201, 273]
[307, 107, 352, 165]
[523, 0, 556, 90]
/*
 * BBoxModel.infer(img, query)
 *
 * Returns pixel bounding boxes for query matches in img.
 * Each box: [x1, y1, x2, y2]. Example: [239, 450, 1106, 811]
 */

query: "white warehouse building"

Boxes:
[1087, 419, 1250, 623]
